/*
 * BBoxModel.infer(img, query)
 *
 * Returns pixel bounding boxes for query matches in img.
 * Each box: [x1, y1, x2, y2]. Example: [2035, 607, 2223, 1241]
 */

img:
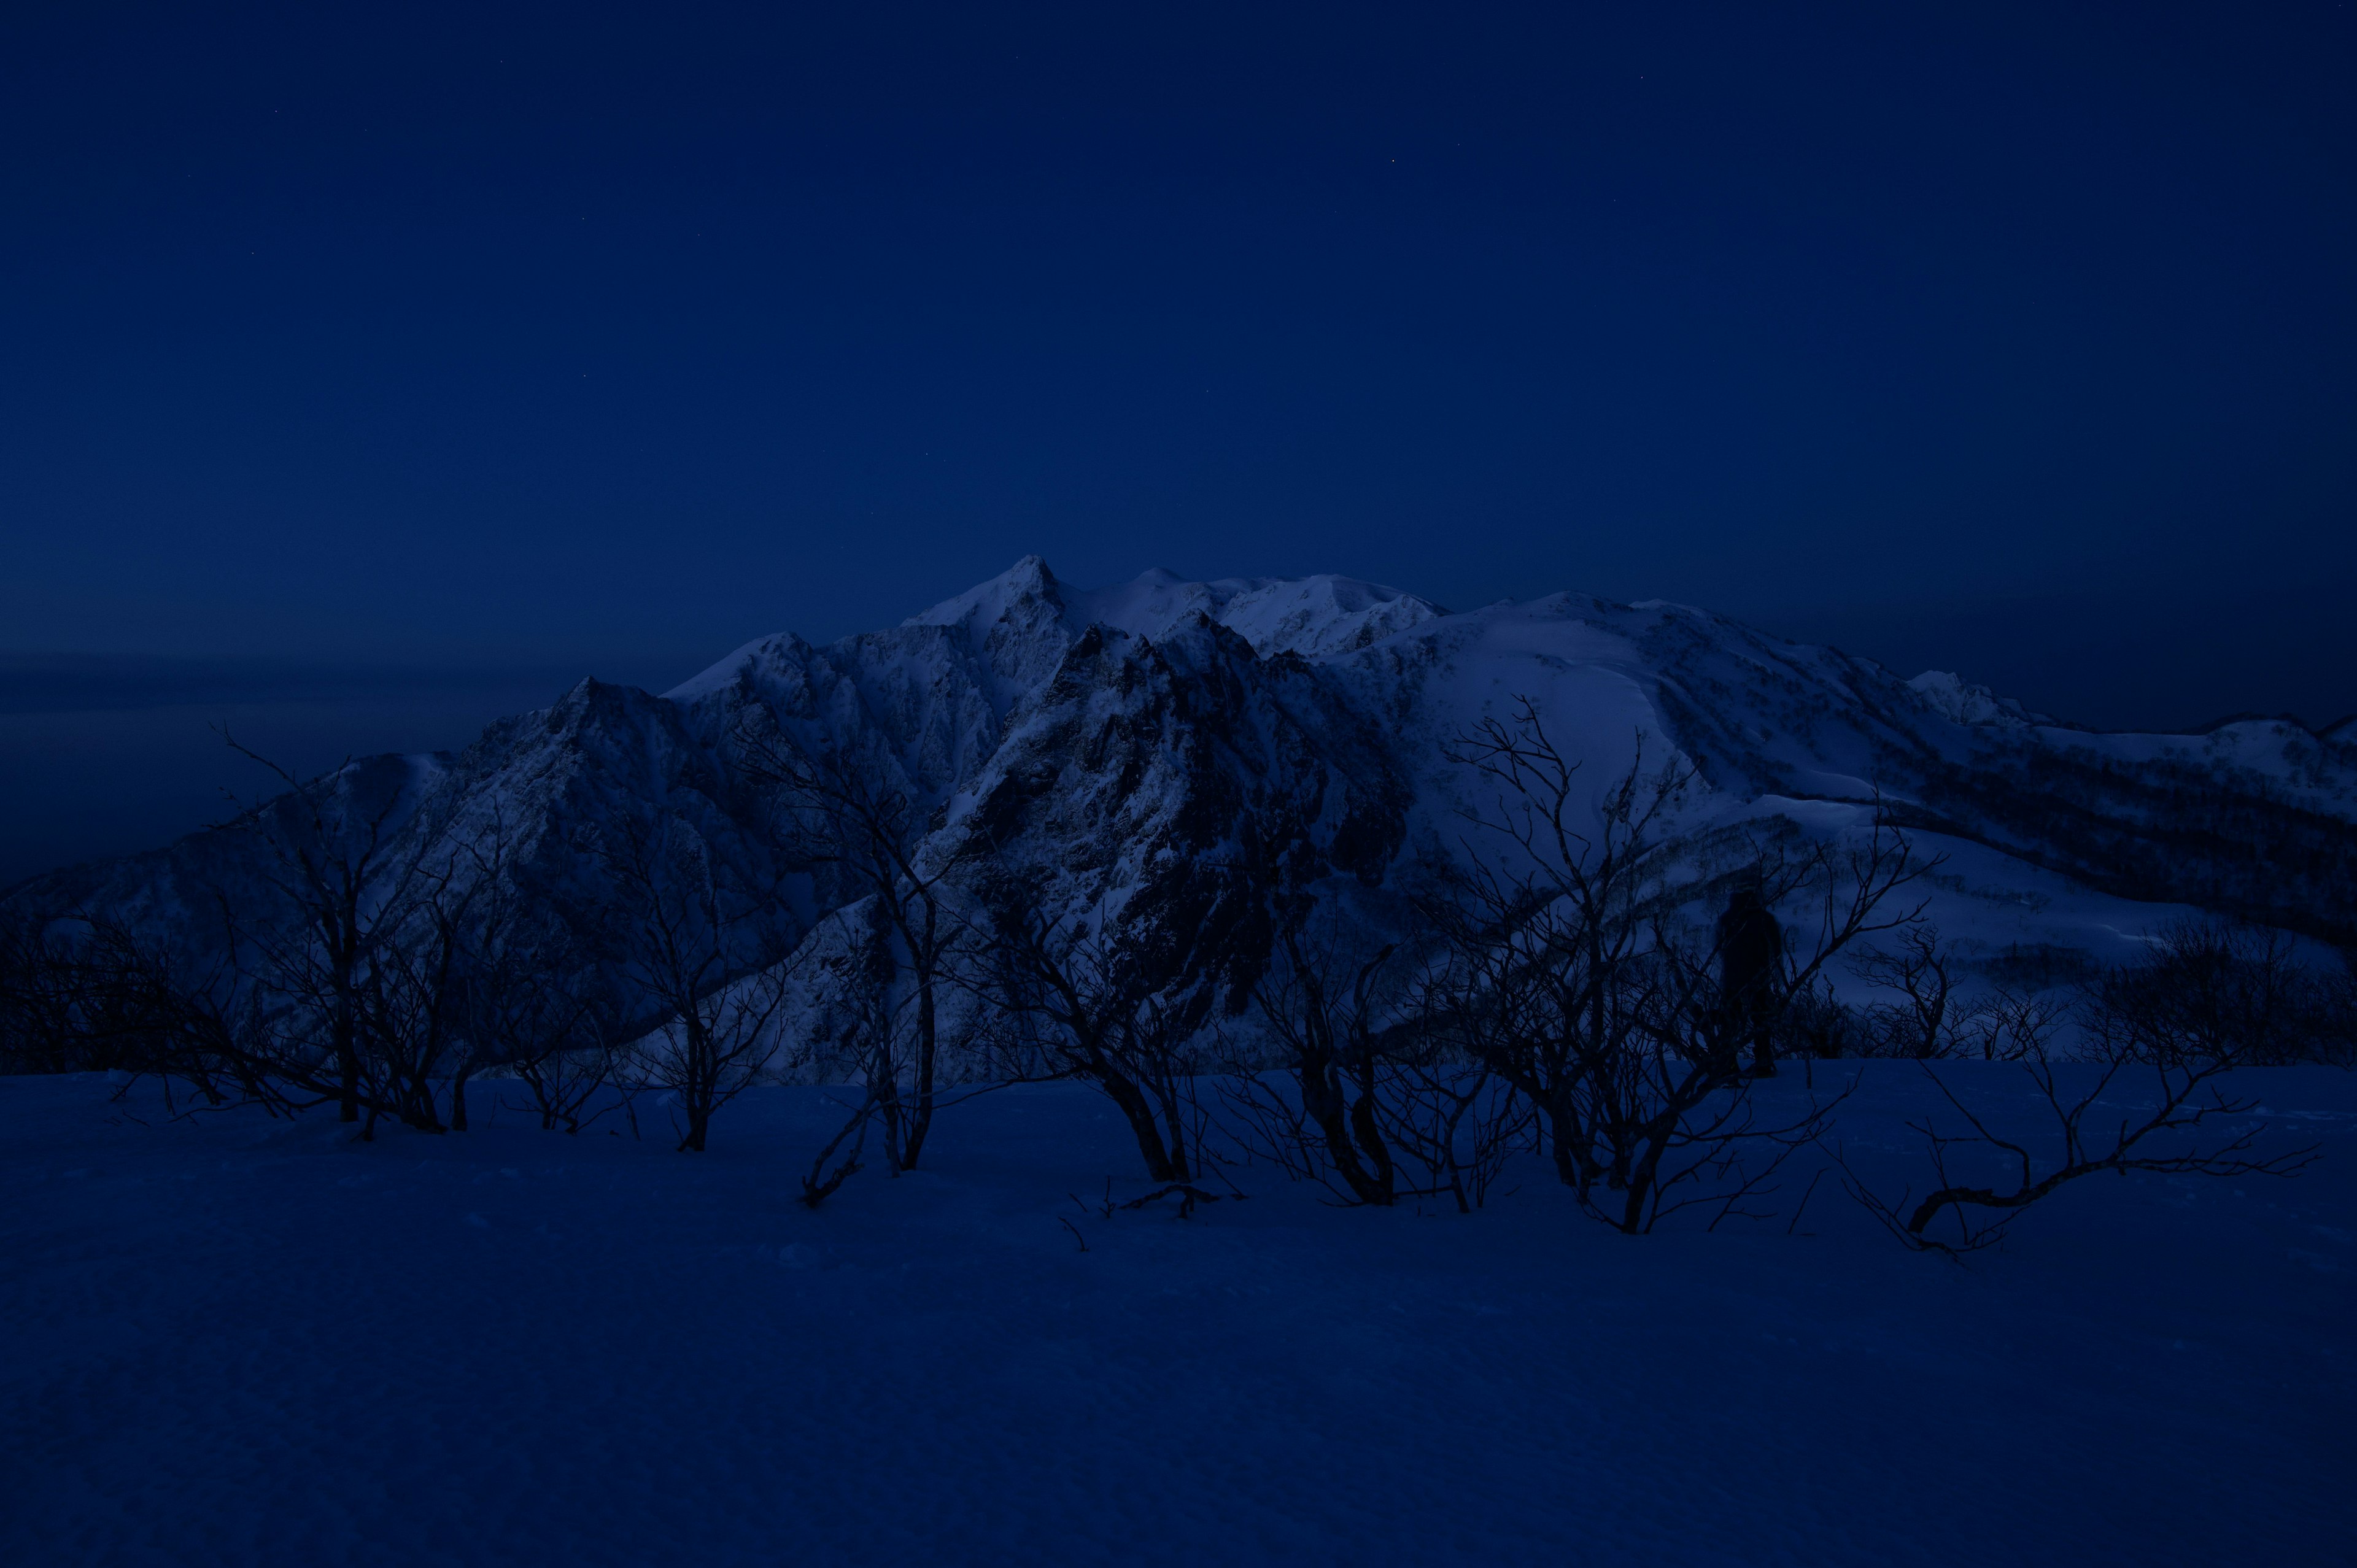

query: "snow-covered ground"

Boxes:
[4, 1067, 2352, 1566]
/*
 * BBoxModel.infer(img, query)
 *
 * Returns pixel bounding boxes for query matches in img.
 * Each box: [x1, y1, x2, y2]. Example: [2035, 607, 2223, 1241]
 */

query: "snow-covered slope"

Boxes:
[14, 559, 2356, 1036]
[7, 1065, 2351, 1563]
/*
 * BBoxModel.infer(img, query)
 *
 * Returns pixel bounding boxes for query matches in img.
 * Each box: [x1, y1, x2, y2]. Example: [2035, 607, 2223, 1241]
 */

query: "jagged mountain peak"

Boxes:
[669, 560, 1450, 724]
[1064, 567, 1447, 660]
[907, 558, 1447, 663]
[904, 554, 1067, 636]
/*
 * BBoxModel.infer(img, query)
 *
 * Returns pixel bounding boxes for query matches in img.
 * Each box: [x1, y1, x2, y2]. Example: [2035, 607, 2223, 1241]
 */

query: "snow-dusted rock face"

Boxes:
[1906, 670, 2043, 730]
[13, 559, 2357, 1038]
[894, 555, 1446, 696]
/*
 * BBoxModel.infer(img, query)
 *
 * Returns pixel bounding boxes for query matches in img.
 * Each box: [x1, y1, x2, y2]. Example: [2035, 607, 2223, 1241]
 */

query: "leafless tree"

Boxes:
[795, 963, 900, 1206]
[0, 910, 104, 1075]
[1426, 698, 1933, 1232]
[591, 813, 799, 1152]
[492, 989, 622, 1134]
[1422, 711, 1696, 1199]
[4, 909, 304, 1118]
[1851, 925, 1955, 1059]
[1222, 903, 1403, 1205]
[1372, 1013, 1535, 1215]
[458, 873, 621, 1134]
[980, 897, 1209, 1183]
[1778, 974, 1860, 1062]
[1217, 889, 1535, 1211]
[1839, 1043, 2318, 1255]
[1944, 986, 2069, 1062]
[2086, 918, 2353, 1068]
[347, 857, 485, 1135]
[3, 912, 168, 1079]
[737, 720, 969, 1172]
[218, 735, 457, 1125]
[1838, 920, 2345, 1253]
[10, 739, 497, 1135]
[1844, 927, 2069, 1064]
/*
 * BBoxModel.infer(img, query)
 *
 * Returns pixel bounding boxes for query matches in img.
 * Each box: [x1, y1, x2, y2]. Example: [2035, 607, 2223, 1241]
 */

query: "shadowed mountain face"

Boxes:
[12, 558, 2356, 1043]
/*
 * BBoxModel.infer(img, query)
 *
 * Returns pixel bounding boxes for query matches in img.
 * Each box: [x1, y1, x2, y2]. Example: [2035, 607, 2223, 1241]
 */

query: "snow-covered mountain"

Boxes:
[14, 558, 2356, 1039]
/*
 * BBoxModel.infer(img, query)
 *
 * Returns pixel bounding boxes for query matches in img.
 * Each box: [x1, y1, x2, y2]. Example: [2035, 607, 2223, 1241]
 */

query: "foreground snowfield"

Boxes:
[4, 1067, 2352, 1567]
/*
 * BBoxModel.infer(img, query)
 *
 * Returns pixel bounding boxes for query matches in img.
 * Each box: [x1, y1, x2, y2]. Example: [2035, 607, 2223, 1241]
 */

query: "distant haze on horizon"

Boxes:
[2, 1, 2351, 881]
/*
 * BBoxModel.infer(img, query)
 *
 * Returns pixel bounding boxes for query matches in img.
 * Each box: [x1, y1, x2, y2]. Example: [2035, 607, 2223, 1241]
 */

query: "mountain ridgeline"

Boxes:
[10, 558, 2355, 1056]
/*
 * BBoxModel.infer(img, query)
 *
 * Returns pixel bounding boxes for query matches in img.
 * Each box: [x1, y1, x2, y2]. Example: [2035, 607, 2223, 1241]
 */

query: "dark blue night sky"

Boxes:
[2, 1, 2353, 880]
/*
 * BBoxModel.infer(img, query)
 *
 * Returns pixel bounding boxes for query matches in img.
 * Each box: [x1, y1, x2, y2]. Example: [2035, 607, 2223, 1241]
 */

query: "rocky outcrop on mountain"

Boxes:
[932, 612, 1418, 1028]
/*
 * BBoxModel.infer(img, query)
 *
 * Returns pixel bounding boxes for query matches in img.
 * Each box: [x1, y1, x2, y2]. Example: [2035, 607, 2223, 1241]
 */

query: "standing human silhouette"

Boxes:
[1717, 870, 1785, 1078]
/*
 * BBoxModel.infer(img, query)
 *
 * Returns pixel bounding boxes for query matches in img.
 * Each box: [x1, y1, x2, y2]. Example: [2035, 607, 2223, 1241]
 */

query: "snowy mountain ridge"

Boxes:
[12, 559, 2356, 1045]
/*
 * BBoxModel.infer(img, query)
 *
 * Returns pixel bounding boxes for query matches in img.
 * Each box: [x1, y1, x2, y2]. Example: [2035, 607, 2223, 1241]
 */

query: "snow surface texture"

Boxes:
[13, 557, 2357, 1043]
[3, 1067, 2351, 1566]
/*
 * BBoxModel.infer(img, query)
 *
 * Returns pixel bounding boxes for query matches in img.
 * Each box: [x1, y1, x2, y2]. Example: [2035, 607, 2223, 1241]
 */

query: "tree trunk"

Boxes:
[899, 953, 939, 1170]
[334, 997, 360, 1122]
[1347, 1056, 1396, 1203]
[1099, 1065, 1183, 1181]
